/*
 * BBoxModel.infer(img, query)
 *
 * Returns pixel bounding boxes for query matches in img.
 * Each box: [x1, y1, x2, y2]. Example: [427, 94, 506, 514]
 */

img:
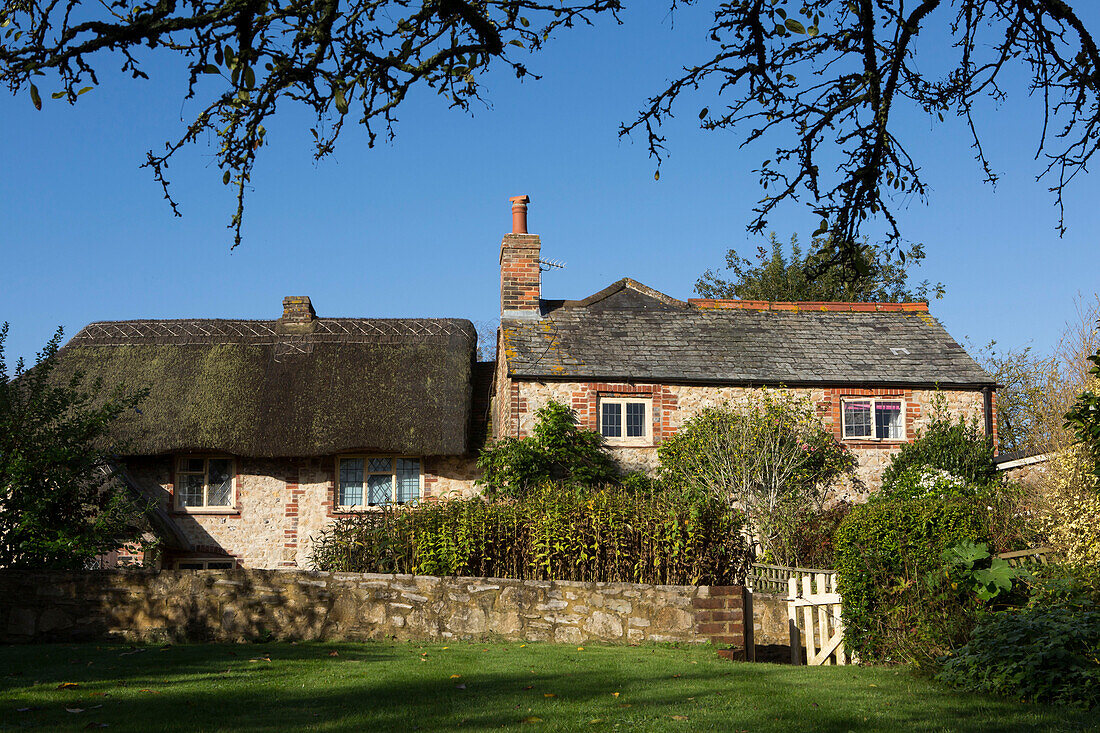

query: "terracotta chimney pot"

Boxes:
[510, 195, 530, 234]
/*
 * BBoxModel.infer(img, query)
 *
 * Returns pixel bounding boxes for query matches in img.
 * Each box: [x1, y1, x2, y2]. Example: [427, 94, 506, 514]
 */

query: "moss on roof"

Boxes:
[55, 319, 476, 457]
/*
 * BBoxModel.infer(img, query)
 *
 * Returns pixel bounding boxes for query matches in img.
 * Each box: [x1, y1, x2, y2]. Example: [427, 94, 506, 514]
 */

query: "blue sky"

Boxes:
[2, 4, 1097, 366]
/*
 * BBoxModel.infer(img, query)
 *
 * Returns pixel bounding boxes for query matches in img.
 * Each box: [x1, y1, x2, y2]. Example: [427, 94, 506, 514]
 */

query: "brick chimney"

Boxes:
[279, 295, 317, 332]
[500, 195, 541, 318]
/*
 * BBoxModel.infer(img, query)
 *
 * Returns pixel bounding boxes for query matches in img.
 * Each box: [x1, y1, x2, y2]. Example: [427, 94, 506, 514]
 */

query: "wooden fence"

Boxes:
[749, 563, 833, 595]
[996, 547, 1055, 568]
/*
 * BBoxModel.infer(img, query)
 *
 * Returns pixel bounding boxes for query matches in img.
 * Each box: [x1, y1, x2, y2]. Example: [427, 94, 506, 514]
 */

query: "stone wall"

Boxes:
[126, 455, 482, 570]
[504, 380, 991, 495]
[0, 570, 745, 651]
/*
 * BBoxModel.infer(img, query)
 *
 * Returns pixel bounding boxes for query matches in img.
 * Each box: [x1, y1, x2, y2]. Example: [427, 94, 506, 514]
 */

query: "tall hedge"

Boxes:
[311, 483, 750, 586]
[834, 497, 989, 662]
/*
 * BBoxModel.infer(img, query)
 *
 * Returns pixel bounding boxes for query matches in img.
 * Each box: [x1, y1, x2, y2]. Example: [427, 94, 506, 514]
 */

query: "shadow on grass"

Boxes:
[1, 642, 1093, 733]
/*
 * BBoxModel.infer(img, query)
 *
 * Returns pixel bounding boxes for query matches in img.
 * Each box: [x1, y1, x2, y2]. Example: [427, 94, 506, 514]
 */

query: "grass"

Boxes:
[0, 642, 1094, 732]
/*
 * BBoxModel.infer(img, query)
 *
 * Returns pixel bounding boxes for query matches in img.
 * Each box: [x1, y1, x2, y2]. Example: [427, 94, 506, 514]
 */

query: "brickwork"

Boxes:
[499, 380, 991, 494]
[500, 234, 541, 313]
[0, 570, 745, 650]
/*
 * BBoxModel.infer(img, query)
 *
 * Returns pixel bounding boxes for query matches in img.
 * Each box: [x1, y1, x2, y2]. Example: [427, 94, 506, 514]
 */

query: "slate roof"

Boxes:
[55, 317, 477, 457]
[503, 279, 993, 387]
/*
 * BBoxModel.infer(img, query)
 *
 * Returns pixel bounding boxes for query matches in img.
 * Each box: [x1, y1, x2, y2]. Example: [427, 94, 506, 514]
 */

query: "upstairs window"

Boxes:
[175, 457, 235, 510]
[842, 399, 904, 441]
[599, 397, 652, 446]
[338, 456, 421, 509]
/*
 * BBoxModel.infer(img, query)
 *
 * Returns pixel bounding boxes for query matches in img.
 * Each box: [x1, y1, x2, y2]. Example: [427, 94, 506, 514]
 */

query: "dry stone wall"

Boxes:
[0, 571, 745, 651]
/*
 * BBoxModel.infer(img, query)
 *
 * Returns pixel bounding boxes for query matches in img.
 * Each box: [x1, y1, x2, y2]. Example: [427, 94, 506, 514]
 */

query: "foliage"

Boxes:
[1034, 446, 1100, 565]
[978, 296, 1100, 455]
[938, 605, 1100, 708]
[937, 541, 1027, 603]
[311, 482, 750, 586]
[623, 1, 1100, 275]
[0, 1, 620, 246]
[695, 233, 943, 302]
[874, 465, 975, 503]
[476, 401, 619, 500]
[773, 501, 853, 569]
[834, 497, 989, 663]
[1064, 327, 1100, 481]
[657, 390, 855, 565]
[0, 324, 152, 568]
[880, 398, 996, 490]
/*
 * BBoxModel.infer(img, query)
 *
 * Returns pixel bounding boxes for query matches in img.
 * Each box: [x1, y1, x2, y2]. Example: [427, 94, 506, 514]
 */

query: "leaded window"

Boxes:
[175, 457, 235, 509]
[338, 456, 421, 508]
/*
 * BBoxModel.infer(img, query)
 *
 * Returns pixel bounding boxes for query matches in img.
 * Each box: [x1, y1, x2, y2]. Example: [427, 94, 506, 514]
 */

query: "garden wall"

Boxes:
[0, 570, 745, 650]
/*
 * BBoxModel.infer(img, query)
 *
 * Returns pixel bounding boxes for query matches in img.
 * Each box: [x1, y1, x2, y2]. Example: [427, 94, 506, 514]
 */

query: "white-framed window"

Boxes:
[598, 397, 652, 446]
[842, 398, 905, 441]
[337, 456, 421, 509]
[174, 457, 236, 511]
[175, 558, 236, 570]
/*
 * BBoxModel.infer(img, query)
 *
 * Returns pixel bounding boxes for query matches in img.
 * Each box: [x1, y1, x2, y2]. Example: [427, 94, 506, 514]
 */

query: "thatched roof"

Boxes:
[56, 318, 477, 457]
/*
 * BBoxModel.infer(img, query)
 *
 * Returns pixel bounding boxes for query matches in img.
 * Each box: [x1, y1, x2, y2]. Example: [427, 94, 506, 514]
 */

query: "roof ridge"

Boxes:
[687, 299, 929, 312]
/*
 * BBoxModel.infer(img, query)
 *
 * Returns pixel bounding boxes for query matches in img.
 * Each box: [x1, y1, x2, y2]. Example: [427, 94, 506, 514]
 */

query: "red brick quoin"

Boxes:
[692, 585, 746, 653]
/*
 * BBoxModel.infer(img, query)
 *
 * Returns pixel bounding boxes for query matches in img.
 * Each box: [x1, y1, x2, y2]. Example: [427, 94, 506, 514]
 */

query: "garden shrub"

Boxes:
[772, 501, 853, 568]
[834, 497, 989, 663]
[1035, 447, 1100, 565]
[311, 483, 750, 585]
[937, 605, 1100, 707]
[880, 397, 997, 490]
[658, 390, 856, 565]
[476, 401, 619, 499]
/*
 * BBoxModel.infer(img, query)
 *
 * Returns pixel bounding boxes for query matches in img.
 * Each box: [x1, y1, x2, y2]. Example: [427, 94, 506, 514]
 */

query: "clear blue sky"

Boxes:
[2, 4, 1097, 366]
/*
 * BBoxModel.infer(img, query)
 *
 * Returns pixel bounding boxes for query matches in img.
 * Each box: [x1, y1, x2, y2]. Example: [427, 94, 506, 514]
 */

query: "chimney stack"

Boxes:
[500, 195, 541, 318]
[280, 295, 317, 332]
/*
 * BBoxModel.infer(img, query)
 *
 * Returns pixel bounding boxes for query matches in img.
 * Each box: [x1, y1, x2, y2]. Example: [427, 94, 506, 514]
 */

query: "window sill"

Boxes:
[603, 440, 654, 448]
[171, 508, 241, 516]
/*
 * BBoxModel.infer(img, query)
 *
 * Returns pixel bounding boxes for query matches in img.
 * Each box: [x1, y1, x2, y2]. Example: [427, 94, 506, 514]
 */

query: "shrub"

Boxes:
[1035, 446, 1100, 565]
[937, 605, 1100, 707]
[834, 497, 989, 663]
[311, 483, 750, 585]
[658, 390, 856, 564]
[880, 397, 997, 490]
[476, 401, 619, 499]
[772, 501, 853, 568]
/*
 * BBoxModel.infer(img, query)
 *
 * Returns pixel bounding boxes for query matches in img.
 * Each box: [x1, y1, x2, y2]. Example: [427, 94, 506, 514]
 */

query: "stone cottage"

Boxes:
[53, 196, 995, 569]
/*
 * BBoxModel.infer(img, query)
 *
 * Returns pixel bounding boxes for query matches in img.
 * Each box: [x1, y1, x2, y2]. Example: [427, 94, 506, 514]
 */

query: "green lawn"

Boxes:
[0, 642, 1093, 732]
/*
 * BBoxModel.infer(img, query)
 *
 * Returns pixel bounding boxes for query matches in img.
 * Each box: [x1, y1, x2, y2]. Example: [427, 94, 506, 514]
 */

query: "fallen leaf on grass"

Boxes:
[58, 682, 80, 689]
[139, 689, 160, 694]
[66, 708, 86, 713]
[543, 693, 555, 698]
[611, 692, 619, 697]
[618, 704, 633, 708]
[868, 684, 878, 688]
[455, 684, 467, 690]
[519, 644, 527, 648]
[523, 686, 534, 690]
[89, 692, 110, 697]
[577, 647, 584, 651]
[328, 651, 339, 657]
[589, 720, 603, 725]
[671, 674, 681, 678]
[521, 716, 543, 724]
[17, 707, 38, 712]
[450, 674, 461, 679]
[670, 715, 688, 721]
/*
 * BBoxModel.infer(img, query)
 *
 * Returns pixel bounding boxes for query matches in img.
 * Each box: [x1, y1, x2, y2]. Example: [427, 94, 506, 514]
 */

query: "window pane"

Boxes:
[179, 473, 205, 506]
[368, 457, 392, 473]
[206, 561, 234, 569]
[177, 561, 205, 570]
[207, 459, 233, 506]
[182, 458, 205, 473]
[626, 402, 646, 438]
[396, 459, 420, 503]
[368, 475, 392, 506]
[339, 458, 364, 506]
[876, 401, 903, 439]
[843, 401, 872, 438]
[601, 403, 621, 437]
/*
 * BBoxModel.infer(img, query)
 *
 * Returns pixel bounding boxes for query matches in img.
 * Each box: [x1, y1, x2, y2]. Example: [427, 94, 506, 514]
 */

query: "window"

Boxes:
[842, 398, 904, 440]
[175, 558, 236, 570]
[175, 457, 235, 510]
[598, 397, 652, 445]
[337, 456, 421, 509]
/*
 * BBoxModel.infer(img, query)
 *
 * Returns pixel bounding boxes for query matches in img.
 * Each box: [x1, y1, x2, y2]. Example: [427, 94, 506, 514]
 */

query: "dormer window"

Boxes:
[599, 397, 652, 446]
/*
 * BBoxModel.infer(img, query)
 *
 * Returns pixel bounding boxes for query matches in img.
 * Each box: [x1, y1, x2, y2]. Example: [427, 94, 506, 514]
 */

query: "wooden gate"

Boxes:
[787, 573, 854, 666]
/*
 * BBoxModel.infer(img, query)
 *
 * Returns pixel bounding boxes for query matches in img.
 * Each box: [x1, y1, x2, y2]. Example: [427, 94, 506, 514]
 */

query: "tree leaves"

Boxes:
[29, 83, 40, 110]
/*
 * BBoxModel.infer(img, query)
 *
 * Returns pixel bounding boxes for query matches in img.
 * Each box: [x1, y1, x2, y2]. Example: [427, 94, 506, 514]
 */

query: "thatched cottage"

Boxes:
[57, 197, 995, 569]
